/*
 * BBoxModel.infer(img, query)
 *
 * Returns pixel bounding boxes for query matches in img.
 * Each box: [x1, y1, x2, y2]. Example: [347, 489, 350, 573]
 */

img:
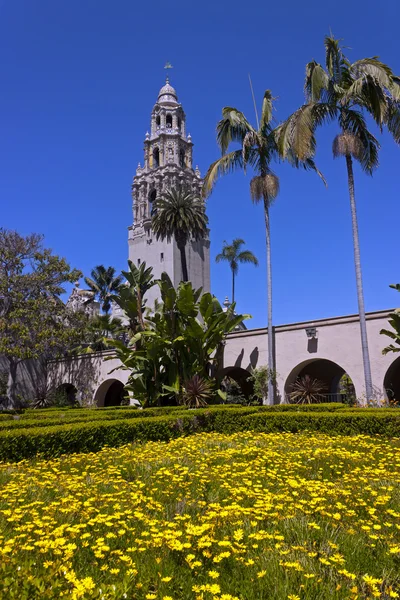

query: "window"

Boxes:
[179, 149, 185, 168]
[166, 114, 172, 128]
[160, 252, 164, 262]
[156, 115, 160, 127]
[178, 117, 182, 131]
[153, 147, 160, 168]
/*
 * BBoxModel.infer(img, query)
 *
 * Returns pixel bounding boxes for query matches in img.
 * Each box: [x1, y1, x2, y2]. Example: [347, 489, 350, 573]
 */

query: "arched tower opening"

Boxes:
[153, 147, 160, 168]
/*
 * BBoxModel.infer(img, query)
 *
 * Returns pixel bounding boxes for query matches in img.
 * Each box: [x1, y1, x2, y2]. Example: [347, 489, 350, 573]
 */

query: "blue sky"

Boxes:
[1, 0, 399, 328]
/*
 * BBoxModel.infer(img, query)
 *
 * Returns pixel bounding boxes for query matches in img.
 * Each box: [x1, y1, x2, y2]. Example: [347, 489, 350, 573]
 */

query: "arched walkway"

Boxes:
[219, 366, 254, 399]
[384, 356, 400, 403]
[55, 383, 77, 406]
[94, 379, 127, 407]
[284, 358, 354, 403]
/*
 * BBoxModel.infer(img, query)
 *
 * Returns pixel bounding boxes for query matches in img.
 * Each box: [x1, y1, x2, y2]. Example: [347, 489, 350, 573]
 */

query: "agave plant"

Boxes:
[289, 375, 327, 404]
[182, 375, 215, 408]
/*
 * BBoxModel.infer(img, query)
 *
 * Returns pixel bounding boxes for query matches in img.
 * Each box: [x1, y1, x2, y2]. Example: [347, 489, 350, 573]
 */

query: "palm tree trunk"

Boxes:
[232, 268, 235, 305]
[263, 196, 275, 405]
[177, 239, 189, 282]
[345, 154, 373, 404]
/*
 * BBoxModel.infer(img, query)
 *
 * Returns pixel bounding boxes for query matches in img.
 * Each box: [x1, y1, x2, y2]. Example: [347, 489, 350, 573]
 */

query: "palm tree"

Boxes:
[84, 265, 123, 314]
[215, 238, 258, 305]
[152, 188, 208, 282]
[278, 35, 400, 403]
[203, 91, 322, 405]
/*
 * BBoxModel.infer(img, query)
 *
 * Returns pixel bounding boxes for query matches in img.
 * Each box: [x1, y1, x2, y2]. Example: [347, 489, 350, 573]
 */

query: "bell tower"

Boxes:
[128, 78, 210, 308]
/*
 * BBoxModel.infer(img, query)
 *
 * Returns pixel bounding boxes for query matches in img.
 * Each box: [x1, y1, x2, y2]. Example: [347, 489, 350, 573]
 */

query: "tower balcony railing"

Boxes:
[154, 126, 185, 137]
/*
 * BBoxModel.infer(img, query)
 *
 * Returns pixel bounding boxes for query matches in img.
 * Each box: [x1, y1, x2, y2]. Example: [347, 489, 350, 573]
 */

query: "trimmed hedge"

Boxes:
[0, 403, 349, 431]
[241, 411, 400, 436]
[1, 405, 400, 462]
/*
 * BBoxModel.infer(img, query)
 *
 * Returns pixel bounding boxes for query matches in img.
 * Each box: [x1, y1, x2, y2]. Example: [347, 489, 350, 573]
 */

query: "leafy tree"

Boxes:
[110, 271, 250, 407]
[84, 265, 123, 314]
[278, 35, 400, 402]
[381, 284, 400, 354]
[112, 261, 156, 334]
[215, 238, 258, 304]
[249, 365, 276, 405]
[77, 314, 124, 354]
[0, 229, 84, 407]
[151, 188, 208, 282]
[203, 91, 322, 404]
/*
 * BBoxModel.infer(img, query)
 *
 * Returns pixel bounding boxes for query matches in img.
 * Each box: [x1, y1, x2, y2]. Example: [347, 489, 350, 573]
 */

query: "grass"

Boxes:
[1, 432, 400, 599]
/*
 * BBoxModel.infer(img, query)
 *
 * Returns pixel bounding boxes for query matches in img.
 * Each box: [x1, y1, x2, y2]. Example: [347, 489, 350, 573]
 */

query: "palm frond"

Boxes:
[305, 60, 329, 102]
[152, 188, 208, 244]
[259, 90, 274, 133]
[324, 35, 350, 86]
[216, 108, 255, 154]
[338, 109, 380, 173]
[351, 58, 393, 89]
[277, 102, 337, 161]
[202, 150, 243, 196]
[386, 99, 400, 144]
[237, 250, 259, 266]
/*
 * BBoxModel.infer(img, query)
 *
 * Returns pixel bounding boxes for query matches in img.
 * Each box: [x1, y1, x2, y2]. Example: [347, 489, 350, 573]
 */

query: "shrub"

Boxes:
[2, 404, 400, 462]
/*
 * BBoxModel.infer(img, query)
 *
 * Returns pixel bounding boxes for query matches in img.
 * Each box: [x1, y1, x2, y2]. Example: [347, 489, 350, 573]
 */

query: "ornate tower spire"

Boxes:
[127, 78, 210, 308]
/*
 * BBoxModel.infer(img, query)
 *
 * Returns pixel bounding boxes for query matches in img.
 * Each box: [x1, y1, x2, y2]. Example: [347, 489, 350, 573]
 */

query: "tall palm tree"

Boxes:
[215, 238, 258, 305]
[278, 35, 400, 403]
[84, 265, 123, 314]
[152, 188, 208, 282]
[203, 91, 322, 404]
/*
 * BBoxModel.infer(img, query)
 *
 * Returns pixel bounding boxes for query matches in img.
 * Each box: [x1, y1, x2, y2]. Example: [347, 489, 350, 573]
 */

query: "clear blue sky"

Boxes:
[1, 0, 399, 328]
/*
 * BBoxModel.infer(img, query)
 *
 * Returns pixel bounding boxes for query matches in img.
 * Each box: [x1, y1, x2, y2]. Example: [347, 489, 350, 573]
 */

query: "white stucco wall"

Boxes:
[224, 309, 397, 402]
[49, 309, 398, 406]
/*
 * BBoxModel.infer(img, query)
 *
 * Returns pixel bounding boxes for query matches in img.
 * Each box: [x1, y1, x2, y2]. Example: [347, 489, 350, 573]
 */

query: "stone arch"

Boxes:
[284, 358, 354, 403]
[219, 366, 253, 399]
[94, 379, 127, 407]
[55, 383, 77, 406]
[383, 356, 400, 403]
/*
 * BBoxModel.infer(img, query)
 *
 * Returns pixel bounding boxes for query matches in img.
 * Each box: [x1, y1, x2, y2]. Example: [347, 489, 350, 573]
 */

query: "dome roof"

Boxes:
[157, 78, 178, 104]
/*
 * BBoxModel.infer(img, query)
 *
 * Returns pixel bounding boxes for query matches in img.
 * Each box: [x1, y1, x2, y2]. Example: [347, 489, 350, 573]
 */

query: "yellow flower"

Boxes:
[208, 570, 220, 579]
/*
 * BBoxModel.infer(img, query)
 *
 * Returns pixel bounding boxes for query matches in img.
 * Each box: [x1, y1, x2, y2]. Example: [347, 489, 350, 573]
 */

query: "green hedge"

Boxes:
[1, 405, 400, 462]
[0, 403, 349, 431]
[241, 411, 400, 436]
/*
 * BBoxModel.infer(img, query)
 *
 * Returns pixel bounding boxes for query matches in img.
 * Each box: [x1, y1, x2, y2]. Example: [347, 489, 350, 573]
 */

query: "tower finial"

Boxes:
[164, 61, 173, 83]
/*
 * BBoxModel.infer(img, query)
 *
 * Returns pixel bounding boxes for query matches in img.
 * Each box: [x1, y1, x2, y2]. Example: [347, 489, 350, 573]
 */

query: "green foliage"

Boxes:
[249, 365, 276, 404]
[278, 35, 400, 173]
[84, 265, 123, 314]
[289, 374, 327, 404]
[111, 269, 251, 407]
[0, 229, 86, 408]
[215, 238, 258, 303]
[381, 284, 400, 354]
[182, 375, 215, 408]
[75, 313, 125, 354]
[3, 404, 400, 461]
[152, 187, 208, 281]
[111, 260, 156, 333]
